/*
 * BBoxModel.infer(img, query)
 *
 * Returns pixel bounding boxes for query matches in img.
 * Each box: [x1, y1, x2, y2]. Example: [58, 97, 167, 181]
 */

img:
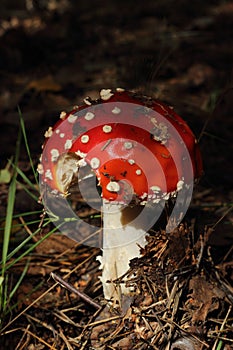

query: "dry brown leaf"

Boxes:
[187, 275, 225, 324]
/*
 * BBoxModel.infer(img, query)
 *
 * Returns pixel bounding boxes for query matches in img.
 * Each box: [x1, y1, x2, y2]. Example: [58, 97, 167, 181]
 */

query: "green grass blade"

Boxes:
[0, 211, 44, 223]
[18, 108, 39, 186]
[8, 260, 29, 301]
[216, 340, 223, 350]
[5, 280, 44, 316]
[1, 182, 17, 269]
[2, 274, 8, 314]
[0, 220, 51, 265]
[2, 261, 29, 315]
[1, 128, 21, 271]
[4, 224, 63, 272]
[0, 219, 48, 232]
[9, 163, 37, 191]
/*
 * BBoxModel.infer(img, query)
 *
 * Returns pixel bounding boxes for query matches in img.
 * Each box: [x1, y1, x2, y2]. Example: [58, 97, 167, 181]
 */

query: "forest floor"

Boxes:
[0, 1, 232, 349]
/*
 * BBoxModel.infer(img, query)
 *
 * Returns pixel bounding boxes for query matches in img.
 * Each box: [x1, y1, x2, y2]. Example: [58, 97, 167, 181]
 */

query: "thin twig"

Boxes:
[21, 327, 56, 349]
[0, 282, 59, 335]
[59, 327, 74, 350]
[0, 250, 98, 334]
[211, 206, 233, 229]
[15, 325, 30, 350]
[19, 216, 38, 241]
[196, 234, 205, 269]
[87, 315, 122, 327]
[25, 313, 58, 337]
[53, 309, 82, 327]
[162, 317, 209, 348]
[51, 272, 101, 310]
[212, 305, 232, 350]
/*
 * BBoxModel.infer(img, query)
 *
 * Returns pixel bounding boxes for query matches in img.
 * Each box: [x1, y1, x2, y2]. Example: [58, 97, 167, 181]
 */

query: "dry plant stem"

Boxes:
[59, 328, 73, 350]
[15, 324, 30, 350]
[99, 199, 147, 303]
[21, 327, 56, 349]
[212, 305, 232, 350]
[25, 313, 58, 335]
[51, 272, 101, 310]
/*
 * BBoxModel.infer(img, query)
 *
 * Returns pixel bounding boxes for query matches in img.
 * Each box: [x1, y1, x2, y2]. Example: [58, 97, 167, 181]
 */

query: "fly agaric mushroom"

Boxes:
[38, 88, 202, 304]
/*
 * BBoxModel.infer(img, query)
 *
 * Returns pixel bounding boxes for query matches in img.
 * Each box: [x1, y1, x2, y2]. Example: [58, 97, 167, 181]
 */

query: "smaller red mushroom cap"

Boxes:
[38, 88, 202, 204]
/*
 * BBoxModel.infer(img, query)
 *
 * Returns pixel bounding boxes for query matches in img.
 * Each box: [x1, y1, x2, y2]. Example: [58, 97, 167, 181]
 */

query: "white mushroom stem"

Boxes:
[97, 199, 148, 304]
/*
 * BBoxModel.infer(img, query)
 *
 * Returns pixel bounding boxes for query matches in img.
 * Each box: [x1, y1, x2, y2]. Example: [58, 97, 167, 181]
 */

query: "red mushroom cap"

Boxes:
[38, 89, 202, 204]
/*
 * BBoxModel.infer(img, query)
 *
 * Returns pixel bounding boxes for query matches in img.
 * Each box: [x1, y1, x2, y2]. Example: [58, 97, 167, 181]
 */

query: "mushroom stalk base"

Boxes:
[98, 200, 147, 304]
